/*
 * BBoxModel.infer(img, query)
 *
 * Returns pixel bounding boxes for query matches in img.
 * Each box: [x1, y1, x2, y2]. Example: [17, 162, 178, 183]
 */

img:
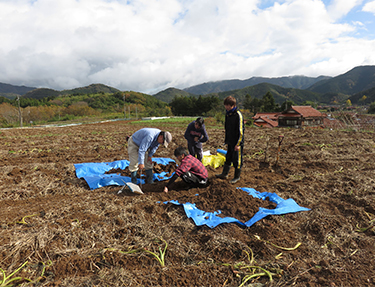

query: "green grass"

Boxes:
[131, 117, 224, 129]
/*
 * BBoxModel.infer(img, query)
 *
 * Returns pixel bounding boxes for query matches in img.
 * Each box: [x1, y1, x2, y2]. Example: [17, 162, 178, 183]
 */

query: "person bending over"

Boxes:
[164, 146, 208, 193]
[184, 117, 209, 162]
[128, 128, 172, 184]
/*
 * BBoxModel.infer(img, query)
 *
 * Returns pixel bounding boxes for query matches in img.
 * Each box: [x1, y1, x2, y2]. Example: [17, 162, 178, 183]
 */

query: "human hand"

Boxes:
[164, 186, 168, 193]
[139, 164, 145, 170]
[194, 137, 199, 142]
[234, 146, 240, 151]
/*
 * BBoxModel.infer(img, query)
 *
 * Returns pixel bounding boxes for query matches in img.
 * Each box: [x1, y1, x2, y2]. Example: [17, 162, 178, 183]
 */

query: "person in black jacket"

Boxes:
[216, 96, 244, 183]
[184, 117, 209, 162]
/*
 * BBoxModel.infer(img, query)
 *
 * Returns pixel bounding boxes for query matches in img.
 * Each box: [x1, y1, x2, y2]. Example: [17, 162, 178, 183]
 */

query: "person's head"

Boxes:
[174, 146, 188, 162]
[224, 96, 236, 111]
[194, 117, 204, 129]
[157, 131, 172, 147]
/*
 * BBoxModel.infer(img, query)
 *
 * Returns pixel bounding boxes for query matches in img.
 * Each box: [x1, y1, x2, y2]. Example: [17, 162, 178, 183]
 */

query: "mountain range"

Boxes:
[1, 65, 375, 106]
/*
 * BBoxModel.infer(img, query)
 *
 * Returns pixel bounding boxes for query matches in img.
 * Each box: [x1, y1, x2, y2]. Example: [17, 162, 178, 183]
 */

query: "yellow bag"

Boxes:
[202, 153, 226, 169]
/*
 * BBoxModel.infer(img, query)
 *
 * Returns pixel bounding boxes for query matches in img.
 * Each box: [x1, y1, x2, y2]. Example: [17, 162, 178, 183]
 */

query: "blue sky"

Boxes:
[0, 0, 375, 94]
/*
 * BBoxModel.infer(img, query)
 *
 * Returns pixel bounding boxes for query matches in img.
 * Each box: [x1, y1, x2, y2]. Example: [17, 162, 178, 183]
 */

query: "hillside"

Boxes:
[210, 83, 324, 105]
[183, 75, 331, 95]
[21, 84, 121, 99]
[0, 82, 36, 99]
[59, 83, 121, 95]
[153, 87, 195, 103]
[349, 86, 375, 104]
[23, 88, 60, 99]
[307, 65, 375, 95]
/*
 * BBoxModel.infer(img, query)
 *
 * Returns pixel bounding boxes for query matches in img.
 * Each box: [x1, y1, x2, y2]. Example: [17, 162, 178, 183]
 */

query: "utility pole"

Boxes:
[16, 96, 23, 127]
[123, 94, 126, 119]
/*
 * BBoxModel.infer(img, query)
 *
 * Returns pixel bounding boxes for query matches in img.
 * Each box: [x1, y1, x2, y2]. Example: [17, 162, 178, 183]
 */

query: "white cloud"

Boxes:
[363, 0, 375, 14]
[0, 0, 374, 94]
[327, 0, 364, 20]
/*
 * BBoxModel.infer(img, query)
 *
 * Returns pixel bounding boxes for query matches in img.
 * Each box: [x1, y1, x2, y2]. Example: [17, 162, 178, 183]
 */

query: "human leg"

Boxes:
[181, 171, 208, 187]
[144, 151, 154, 184]
[229, 145, 243, 184]
[196, 147, 203, 162]
[187, 143, 196, 157]
[127, 137, 139, 184]
[216, 146, 234, 179]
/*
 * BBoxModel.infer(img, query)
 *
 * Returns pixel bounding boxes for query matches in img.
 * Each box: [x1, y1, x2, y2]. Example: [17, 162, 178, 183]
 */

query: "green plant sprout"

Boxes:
[0, 261, 28, 287]
[254, 235, 302, 250]
[237, 247, 275, 286]
[24, 260, 53, 284]
[356, 217, 375, 232]
[104, 247, 142, 255]
[143, 238, 168, 267]
[16, 214, 38, 225]
[239, 266, 273, 287]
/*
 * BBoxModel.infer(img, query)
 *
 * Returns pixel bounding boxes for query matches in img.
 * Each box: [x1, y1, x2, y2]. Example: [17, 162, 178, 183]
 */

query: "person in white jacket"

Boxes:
[127, 128, 172, 184]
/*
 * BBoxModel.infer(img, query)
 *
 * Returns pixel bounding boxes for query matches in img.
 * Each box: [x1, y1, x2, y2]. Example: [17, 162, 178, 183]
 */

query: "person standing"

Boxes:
[164, 146, 208, 193]
[184, 117, 209, 162]
[128, 128, 172, 184]
[216, 96, 244, 184]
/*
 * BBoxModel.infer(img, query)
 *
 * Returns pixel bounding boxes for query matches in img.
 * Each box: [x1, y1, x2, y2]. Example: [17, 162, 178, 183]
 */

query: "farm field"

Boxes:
[0, 119, 374, 286]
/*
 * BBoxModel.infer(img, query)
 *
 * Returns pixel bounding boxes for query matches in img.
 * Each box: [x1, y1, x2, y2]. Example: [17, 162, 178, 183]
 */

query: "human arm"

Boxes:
[235, 111, 244, 147]
[198, 125, 209, 143]
[138, 156, 152, 169]
[164, 173, 179, 192]
[184, 122, 194, 142]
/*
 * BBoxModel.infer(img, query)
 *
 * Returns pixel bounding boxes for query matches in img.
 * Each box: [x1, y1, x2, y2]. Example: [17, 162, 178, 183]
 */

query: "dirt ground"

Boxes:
[0, 119, 374, 286]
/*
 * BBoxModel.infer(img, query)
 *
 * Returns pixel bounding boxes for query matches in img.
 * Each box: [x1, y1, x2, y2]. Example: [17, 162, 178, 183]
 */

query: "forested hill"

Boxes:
[307, 65, 375, 95]
[153, 87, 195, 103]
[0, 82, 36, 99]
[183, 75, 330, 95]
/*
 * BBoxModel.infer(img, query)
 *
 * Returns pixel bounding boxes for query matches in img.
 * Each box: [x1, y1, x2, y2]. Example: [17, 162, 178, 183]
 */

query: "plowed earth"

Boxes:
[0, 120, 374, 286]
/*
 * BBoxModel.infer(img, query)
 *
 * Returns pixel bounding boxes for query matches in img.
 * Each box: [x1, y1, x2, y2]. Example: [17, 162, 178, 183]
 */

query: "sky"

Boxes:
[1, 0, 375, 95]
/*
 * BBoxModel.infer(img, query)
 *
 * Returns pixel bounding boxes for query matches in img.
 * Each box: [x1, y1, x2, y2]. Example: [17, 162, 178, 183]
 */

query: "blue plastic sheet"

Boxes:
[164, 187, 310, 228]
[74, 158, 175, 190]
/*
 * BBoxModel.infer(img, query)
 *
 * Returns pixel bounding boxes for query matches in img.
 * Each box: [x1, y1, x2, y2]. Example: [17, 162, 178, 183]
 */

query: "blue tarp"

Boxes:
[74, 158, 175, 190]
[74, 159, 310, 228]
[164, 187, 310, 228]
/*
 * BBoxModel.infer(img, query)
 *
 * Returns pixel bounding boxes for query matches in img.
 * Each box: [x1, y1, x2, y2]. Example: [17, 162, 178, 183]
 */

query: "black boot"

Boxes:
[145, 169, 154, 184]
[230, 168, 241, 184]
[216, 164, 230, 179]
[131, 171, 138, 184]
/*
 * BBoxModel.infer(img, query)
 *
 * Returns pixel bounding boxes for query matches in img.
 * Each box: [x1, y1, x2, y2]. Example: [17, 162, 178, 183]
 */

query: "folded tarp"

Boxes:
[74, 158, 175, 190]
[164, 187, 310, 228]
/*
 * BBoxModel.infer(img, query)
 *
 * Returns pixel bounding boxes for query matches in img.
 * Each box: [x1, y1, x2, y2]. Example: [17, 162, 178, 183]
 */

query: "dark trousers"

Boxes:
[187, 143, 203, 162]
[225, 144, 243, 169]
[181, 171, 207, 187]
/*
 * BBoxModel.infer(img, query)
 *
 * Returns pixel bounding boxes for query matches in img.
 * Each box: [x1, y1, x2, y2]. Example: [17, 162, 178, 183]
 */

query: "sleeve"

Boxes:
[147, 143, 159, 158]
[138, 135, 154, 163]
[199, 125, 209, 143]
[224, 116, 228, 144]
[165, 173, 179, 187]
[235, 111, 244, 146]
[184, 122, 192, 142]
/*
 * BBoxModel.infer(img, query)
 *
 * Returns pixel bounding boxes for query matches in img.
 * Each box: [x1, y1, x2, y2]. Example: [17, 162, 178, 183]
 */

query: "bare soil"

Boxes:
[0, 120, 374, 286]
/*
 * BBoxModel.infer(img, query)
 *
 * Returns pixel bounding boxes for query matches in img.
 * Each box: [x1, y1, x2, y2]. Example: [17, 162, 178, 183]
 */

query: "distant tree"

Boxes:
[280, 100, 294, 111]
[368, 102, 375, 114]
[302, 100, 318, 108]
[261, 92, 276, 112]
[360, 95, 367, 103]
[346, 99, 352, 106]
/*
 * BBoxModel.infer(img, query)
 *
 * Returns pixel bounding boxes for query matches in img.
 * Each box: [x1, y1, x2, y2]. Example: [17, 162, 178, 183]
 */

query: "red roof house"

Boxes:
[278, 106, 325, 128]
[252, 112, 279, 128]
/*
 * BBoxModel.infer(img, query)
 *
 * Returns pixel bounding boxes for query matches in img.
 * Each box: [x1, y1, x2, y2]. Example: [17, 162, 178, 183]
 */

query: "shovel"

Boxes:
[275, 135, 284, 166]
[117, 179, 144, 195]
